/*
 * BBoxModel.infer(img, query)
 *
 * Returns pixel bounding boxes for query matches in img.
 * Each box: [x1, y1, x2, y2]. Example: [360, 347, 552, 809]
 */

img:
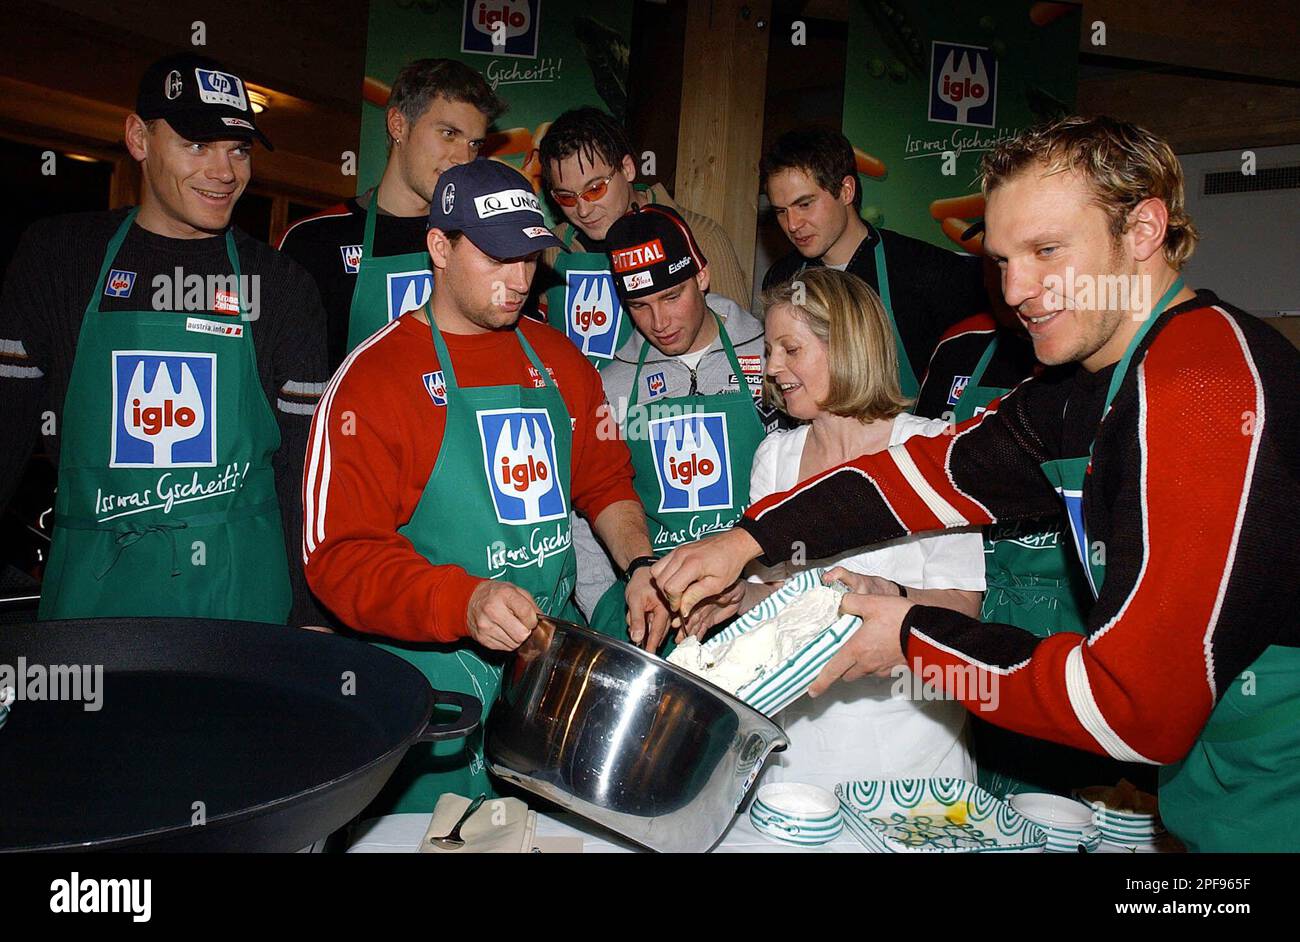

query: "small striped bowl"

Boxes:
[750, 783, 843, 846]
[1074, 790, 1165, 844]
[1010, 793, 1101, 853]
[1098, 824, 1164, 847]
[1041, 824, 1102, 853]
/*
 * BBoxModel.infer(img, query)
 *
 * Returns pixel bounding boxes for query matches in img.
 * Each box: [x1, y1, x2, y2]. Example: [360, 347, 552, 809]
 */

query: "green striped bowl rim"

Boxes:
[751, 799, 841, 828]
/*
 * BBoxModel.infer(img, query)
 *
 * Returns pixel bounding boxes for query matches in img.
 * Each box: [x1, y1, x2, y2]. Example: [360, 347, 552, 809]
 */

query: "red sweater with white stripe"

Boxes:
[738, 292, 1300, 765]
[303, 312, 637, 643]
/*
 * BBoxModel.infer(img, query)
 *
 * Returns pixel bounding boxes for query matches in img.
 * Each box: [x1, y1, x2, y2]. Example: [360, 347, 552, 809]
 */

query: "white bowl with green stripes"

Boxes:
[749, 783, 843, 846]
[1073, 789, 1165, 842]
[700, 567, 860, 716]
[1009, 793, 1101, 853]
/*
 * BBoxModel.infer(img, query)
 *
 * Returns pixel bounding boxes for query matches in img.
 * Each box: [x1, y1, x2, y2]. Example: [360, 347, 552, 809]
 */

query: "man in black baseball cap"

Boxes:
[0, 52, 330, 629]
[569, 203, 776, 649]
[127, 53, 272, 237]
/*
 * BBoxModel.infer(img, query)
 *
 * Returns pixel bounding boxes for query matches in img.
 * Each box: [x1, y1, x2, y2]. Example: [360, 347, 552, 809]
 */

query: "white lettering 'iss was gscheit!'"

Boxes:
[50, 872, 151, 923]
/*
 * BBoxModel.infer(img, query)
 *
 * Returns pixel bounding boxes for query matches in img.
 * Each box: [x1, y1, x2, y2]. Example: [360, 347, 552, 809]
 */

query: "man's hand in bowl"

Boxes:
[466, 580, 539, 651]
[651, 528, 762, 619]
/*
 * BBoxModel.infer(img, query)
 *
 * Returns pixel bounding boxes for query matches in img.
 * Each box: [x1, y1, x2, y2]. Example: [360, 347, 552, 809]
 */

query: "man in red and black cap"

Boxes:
[572, 204, 776, 648]
[0, 52, 329, 626]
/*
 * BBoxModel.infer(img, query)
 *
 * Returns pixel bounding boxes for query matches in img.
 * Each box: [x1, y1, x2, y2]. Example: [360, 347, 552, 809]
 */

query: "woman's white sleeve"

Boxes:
[915, 528, 987, 591]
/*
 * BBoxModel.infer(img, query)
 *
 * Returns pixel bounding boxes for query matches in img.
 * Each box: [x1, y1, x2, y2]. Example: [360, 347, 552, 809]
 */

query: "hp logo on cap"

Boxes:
[165, 70, 183, 100]
[442, 183, 455, 215]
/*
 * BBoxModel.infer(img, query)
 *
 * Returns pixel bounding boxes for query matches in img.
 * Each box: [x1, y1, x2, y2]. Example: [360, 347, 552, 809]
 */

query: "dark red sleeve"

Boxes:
[302, 326, 482, 643]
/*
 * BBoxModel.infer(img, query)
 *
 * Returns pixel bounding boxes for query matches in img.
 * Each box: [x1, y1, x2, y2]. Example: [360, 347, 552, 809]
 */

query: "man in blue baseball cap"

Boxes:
[304, 159, 668, 812]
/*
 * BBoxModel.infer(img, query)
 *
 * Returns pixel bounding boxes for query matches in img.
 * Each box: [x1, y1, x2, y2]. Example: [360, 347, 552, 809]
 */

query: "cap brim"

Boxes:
[463, 223, 564, 259]
[163, 115, 274, 151]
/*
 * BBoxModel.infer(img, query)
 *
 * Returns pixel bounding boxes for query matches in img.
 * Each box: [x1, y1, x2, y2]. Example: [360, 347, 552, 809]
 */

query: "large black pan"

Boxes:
[0, 617, 479, 852]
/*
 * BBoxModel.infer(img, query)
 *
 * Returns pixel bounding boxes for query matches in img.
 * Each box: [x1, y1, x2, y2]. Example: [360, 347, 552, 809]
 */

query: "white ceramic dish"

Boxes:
[750, 783, 843, 846]
[1010, 792, 1095, 829]
[837, 778, 1046, 853]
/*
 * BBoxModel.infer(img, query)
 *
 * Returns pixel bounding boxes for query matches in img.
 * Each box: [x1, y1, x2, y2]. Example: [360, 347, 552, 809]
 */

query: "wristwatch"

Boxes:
[623, 555, 658, 579]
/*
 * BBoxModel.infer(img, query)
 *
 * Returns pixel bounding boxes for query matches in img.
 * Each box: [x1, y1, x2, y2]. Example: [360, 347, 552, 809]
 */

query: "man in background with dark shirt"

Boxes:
[761, 127, 986, 404]
[0, 52, 327, 625]
[278, 58, 505, 367]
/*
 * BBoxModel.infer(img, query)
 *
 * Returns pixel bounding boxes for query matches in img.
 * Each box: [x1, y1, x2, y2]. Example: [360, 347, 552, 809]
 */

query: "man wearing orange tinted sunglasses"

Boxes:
[535, 107, 751, 370]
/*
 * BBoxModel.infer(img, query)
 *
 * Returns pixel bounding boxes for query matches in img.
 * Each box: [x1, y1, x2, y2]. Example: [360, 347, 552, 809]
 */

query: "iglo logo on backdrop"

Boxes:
[111, 352, 217, 468]
[478, 408, 567, 525]
[649, 413, 732, 513]
[564, 271, 622, 360]
[928, 41, 997, 128]
[461, 0, 540, 59]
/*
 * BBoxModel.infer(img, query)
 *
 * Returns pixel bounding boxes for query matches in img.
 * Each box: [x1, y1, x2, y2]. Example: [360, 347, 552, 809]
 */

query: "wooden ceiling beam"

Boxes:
[0, 76, 352, 202]
[1077, 70, 1300, 152]
[1077, 1, 1298, 85]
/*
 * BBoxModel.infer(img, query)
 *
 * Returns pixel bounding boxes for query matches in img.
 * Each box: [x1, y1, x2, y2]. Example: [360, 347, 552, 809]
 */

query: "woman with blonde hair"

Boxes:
[693, 266, 985, 790]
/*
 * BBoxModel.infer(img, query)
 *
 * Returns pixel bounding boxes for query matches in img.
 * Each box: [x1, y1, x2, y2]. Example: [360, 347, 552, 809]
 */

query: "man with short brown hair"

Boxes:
[761, 126, 986, 403]
[278, 58, 506, 366]
[654, 116, 1300, 852]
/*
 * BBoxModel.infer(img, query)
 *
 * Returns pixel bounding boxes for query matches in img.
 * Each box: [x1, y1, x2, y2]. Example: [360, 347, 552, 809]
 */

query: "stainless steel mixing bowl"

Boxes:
[485, 616, 789, 853]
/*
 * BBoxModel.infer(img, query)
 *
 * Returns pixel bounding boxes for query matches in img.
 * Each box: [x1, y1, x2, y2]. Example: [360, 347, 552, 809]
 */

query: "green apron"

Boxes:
[795, 236, 918, 399]
[344, 189, 433, 353]
[1042, 278, 1300, 850]
[368, 314, 581, 814]
[40, 209, 290, 623]
[954, 336, 1116, 797]
[587, 313, 766, 645]
[542, 222, 634, 368]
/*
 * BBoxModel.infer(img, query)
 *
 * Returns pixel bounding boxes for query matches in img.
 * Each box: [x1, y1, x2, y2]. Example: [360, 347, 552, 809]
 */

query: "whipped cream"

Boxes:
[668, 586, 843, 696]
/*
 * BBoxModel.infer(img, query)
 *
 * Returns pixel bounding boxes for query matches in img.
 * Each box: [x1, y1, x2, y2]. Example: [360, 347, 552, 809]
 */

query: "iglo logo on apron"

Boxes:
[422, 370, 447, 406]
[948, 374, 971, 406]
[477, 408, 567, 525]
[649, 412, 732, 513]
[110, 352, 216, 468]
[385, 270, 434, 321]
[563, 270, 622, 359]
[339, 244, 362, 274]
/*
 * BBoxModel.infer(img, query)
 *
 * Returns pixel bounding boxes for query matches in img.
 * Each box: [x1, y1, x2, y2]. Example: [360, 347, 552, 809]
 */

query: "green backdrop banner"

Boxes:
[842, 0, 1081, 252]
[359, 0, 634, 223]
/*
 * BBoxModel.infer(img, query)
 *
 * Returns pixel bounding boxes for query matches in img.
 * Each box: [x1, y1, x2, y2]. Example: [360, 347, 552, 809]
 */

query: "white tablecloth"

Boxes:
[346, 809, 1172, 854]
